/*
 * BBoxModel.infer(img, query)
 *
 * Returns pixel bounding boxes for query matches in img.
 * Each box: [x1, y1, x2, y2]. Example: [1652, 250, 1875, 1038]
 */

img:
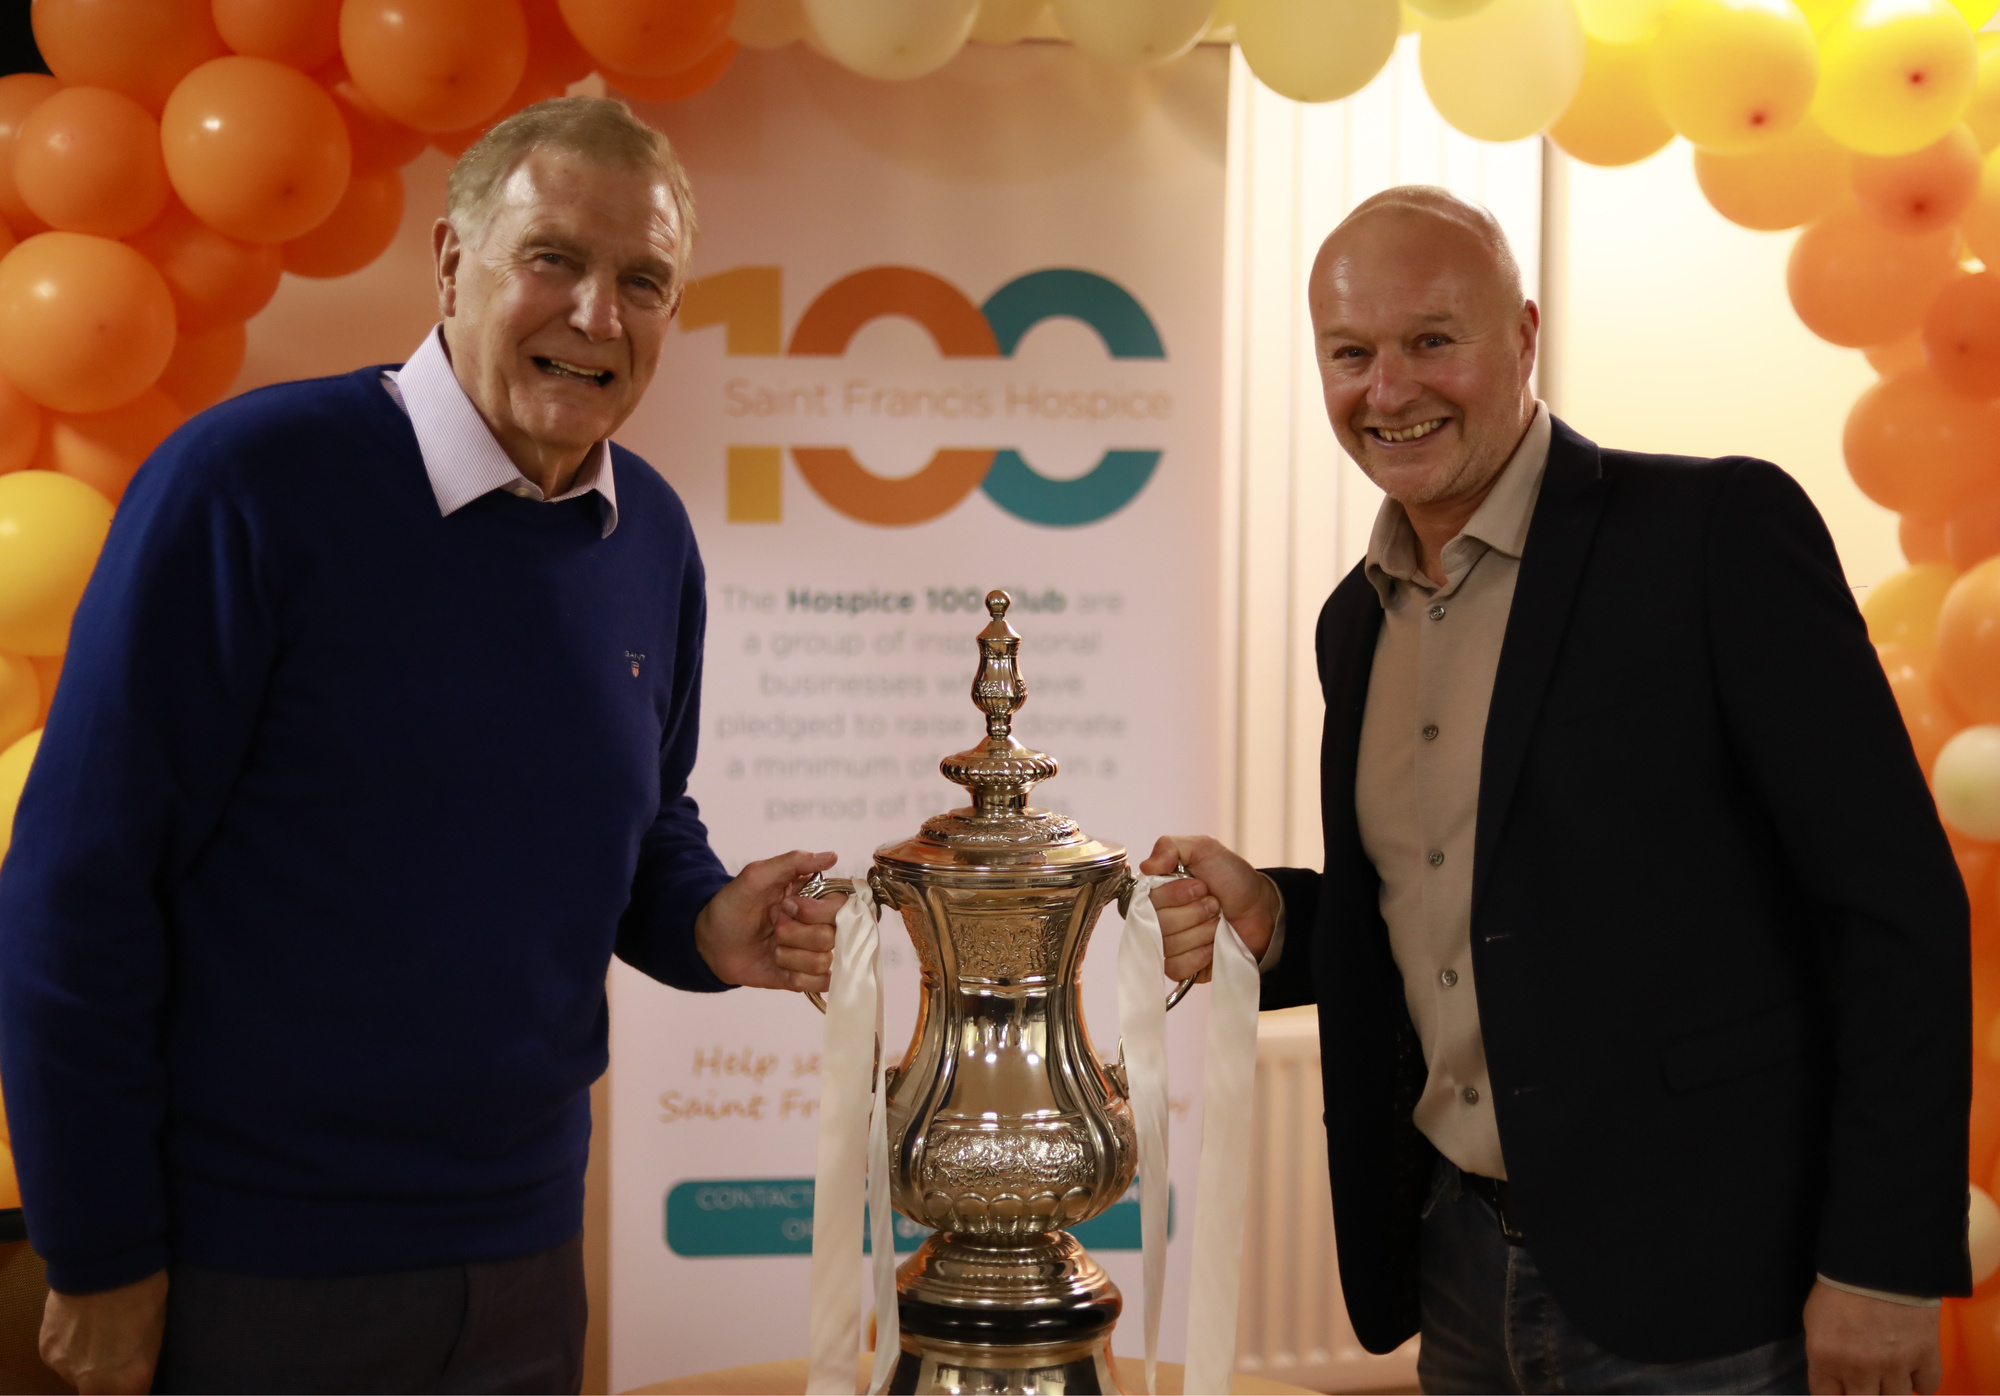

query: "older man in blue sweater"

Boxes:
[0, 98, 838, 1395]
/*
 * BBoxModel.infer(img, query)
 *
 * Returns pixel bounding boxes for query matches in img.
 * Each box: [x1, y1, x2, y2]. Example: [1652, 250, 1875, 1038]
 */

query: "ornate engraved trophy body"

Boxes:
[817, 590, 1174, 1394]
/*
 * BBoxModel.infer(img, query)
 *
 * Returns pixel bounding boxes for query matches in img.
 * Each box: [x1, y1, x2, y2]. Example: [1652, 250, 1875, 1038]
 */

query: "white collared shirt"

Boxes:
[382, 325, 620, 537]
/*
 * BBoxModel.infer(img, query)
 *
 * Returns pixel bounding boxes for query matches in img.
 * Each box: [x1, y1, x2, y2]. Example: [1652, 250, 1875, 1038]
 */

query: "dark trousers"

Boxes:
[152, 1234, 586, 1395]
[1417, 1164, 1808, 1395]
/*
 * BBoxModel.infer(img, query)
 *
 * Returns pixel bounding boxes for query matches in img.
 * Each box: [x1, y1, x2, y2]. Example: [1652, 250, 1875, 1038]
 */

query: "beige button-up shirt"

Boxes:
[1355, 403, 1551, 1182]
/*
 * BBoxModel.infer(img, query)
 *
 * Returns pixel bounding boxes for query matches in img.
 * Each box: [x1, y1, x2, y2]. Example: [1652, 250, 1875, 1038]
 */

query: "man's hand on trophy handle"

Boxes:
[694, 848, 844, 992]
[1141, 835, 1279, 979]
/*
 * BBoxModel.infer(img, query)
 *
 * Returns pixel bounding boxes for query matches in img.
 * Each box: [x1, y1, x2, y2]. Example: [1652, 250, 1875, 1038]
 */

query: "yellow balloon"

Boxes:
[1420, 0, 1586, 140]
[1649, 0, 1818, 152]
[1954, 0, 2000, 30]
[1864, 561, 1959, 648]
[0, 472, 112, 657]
[0, 728, 40, 866]
[970, 0, 1049, 42]
[0, 1143, 20, 1210]
[1794, 0, 1853, 29]
[1236, 0, 1401, 101]
[1549, 36, 1677, 164]
[0, 653, 41, 756]
[800, 0, 979, 79]
[1692, 113, 1852, 227]
[1409, 0, 1497, 20]
[1958, 145, 2000, 265]
[1053, 0, 1212, 65]
[1814, 0, 1977, 157]
[1964, 43, 2000, 149]
[1576, 0, 1669, 40]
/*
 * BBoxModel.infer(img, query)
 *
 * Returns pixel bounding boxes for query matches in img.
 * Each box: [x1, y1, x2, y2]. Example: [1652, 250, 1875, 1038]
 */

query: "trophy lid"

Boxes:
[875, 590, 1125, 872]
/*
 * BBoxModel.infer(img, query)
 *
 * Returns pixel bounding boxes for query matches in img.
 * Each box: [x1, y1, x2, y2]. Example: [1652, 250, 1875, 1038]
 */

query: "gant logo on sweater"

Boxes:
[625, 651, 645, 677]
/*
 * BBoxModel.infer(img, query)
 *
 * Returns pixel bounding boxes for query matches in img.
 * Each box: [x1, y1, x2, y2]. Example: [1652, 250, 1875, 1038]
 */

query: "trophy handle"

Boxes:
[1116, 869, 1202, 1012]
[795, 871, 856, 1013]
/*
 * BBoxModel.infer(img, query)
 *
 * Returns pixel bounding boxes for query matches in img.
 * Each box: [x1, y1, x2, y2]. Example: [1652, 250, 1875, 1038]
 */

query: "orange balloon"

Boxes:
[0, 220, 13, 261]
[1944, 1297, 1976, 1395]
[161, 56, 351, 244]
[523, 0, 594, 87]
[0, 74, 61, 235]
[281, 169, 403, 278]
[31, 0, 228, 113]
[213, 0, 343, 71]
[155, 322, 246, 413]
[1927, 271, 2000, 400]
[48, 387, 186, 503]
[429, 73, 565, 158]
[1867, 330, 1930, 377]
[14, 86, 169, 239]
[603, 37, 737, 102]
[318, 62, 430, 174]
[1961, 836, 1997, 918]
[339, 0, 530, 134]
[125, 201, 284, 334]
[558, 0, 734, 77]
[1935, 556, 2000, 719]
[28, 654, 57, 724]
[1904, 511, 1952, 564]
[1694, 113, 1851, 231]
[1845, 369, 2000, 514]
[1963, 1285, 2000, 1392]
[0, 379, 41, 477]
[1852, 125, 1982, 234]
[1882, 641, 1966, 772]
[0, 232, 176, 414]
[1975, 1065, 2000, 1181]
[1548, 37, 1676, 168]
[1950, 485, 2000, 569]
[1788, 205, 1959, 347]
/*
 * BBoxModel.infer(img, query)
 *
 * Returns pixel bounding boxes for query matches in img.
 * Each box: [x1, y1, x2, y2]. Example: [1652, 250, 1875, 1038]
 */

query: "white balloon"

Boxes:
[1235, 0, 1402, 102]
[732, 0, 809, 49]
[1053, 0, 1214, 67]
[1420, 0, 1586, 140]
[973, 0, 1051, 43]
[1937, 725, 2000, 842]
[1975, 1186, 2000, 1288]
[802, 0, 981, 79]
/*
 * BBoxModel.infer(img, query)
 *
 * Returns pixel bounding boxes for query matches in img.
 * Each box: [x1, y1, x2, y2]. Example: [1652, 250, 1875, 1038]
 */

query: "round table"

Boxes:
[629, 1354, 1317, 1394]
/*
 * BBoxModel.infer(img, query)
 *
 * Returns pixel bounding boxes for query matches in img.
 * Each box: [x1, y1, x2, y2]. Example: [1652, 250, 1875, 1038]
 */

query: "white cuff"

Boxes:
[1255, 874, 1286, 973]
[1816, 1274, 1941, 1308]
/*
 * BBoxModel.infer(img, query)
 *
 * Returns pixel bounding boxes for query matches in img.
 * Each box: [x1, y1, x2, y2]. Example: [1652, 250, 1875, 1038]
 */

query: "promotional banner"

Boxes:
[608, 43, 1227, 1389]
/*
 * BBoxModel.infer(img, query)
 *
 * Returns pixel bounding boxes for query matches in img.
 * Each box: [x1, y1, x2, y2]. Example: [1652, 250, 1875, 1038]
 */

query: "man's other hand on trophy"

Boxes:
[1139, 836, 1281, 982]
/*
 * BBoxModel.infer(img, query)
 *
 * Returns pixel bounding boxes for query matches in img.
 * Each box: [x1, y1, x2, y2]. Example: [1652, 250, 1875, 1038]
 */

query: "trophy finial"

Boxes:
[986, 589, 1009, 621]
[937, 587, 1060, 823]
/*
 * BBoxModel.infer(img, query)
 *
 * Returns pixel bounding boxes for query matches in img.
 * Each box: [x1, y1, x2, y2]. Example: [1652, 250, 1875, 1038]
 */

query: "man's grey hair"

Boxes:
[1334, 185, 1523, 308]
[446, 96, 698, 288]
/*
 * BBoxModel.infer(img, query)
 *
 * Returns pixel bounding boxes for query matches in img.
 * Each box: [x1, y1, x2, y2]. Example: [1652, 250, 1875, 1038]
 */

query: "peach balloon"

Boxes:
[558, 0, 735, 77]
[1927, 271, 2000, 399]
[48, 388, 186, 504]
[1548, 36, 1676, 166]
[1902, 511, 1951, 564]
[31, 0, 227, 113]
[161, 56, 352, 244]
[319, 63, 429, 174]
[213, 0, 343, 71]
[125, 201, 284, 335]
[1866, 561, 1959, 647]
[1960, 148, 2000, 271]
[1693, 115, 1850, 231]
[522, 0, 595, 87]
[339, 0, 530, 134]
[0, 379, 41, 480]
[1937, 557, 2000, 720]
[1866, 330, 1929, 376]
[1845, 368, 2000, 514]
[602, 39, 738, 102]
[1950, 486, 2000, 569]
[281, 169, 403, 278]
[14, 86, 170, 239]
[0, 74, 62, 235]
[1648, 0, 1818, 152]
[1787, 205, 1958, 348]
[1852, 125, 1981, 234]
[1881, 642, 1966, 772]
[0, 233, 176, 415]
[155, 323, 247, 413]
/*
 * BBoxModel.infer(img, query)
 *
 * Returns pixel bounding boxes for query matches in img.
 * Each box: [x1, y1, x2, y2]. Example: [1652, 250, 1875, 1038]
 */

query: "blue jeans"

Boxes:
[1417, 1163, 1808, 1394]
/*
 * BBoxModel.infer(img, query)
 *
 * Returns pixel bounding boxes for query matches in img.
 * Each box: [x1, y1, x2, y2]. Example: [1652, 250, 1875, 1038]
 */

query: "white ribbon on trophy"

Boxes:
[805, 880, 899, 1396]
[806, 870, 1262, 1396]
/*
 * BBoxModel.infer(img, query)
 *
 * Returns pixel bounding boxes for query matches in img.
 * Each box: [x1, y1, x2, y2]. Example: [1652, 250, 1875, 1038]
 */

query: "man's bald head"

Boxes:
[1307, 185, 1538, 528]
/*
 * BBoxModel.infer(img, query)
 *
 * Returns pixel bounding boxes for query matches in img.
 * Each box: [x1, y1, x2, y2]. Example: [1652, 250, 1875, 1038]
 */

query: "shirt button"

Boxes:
[1428, 849, 1445, 868]
[1463, 1085, 1480, 1105]
[1440, 968, 1458, 987]
[1428, 604, 1446, 621]
[509, 483, 533, 497]
[1422, 724, 1439, 741]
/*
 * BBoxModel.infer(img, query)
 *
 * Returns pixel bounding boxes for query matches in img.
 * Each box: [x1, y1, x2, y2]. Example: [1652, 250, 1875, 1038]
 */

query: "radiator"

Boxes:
[1236, 1007, 1421, 1393]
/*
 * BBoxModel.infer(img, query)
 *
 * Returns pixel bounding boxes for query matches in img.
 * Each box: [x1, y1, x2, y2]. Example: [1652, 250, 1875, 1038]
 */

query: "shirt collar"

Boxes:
[382, 325, 620, 537]
[1364, 401, 1551, 606]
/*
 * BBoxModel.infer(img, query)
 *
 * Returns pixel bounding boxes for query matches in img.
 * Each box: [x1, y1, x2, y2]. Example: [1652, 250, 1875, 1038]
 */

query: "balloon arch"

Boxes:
[3, 0, 2000, 1382]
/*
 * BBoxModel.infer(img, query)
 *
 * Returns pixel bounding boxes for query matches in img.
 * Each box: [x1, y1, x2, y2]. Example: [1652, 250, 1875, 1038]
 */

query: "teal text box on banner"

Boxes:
[664, 1178, 1170, 1257]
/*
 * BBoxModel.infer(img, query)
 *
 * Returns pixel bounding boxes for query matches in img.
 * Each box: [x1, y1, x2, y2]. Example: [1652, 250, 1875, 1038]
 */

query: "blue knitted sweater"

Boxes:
[0, 366, 733, 1293]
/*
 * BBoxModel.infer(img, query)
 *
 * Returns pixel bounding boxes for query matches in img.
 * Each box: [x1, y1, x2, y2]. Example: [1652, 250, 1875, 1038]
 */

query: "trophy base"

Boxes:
[888, 1231, 1125, 1395]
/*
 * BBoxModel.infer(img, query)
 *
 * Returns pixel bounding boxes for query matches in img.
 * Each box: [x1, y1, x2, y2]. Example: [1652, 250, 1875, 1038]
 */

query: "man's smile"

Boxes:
[1367, 417, 1448, 444]
[533, 356, 614, 387]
